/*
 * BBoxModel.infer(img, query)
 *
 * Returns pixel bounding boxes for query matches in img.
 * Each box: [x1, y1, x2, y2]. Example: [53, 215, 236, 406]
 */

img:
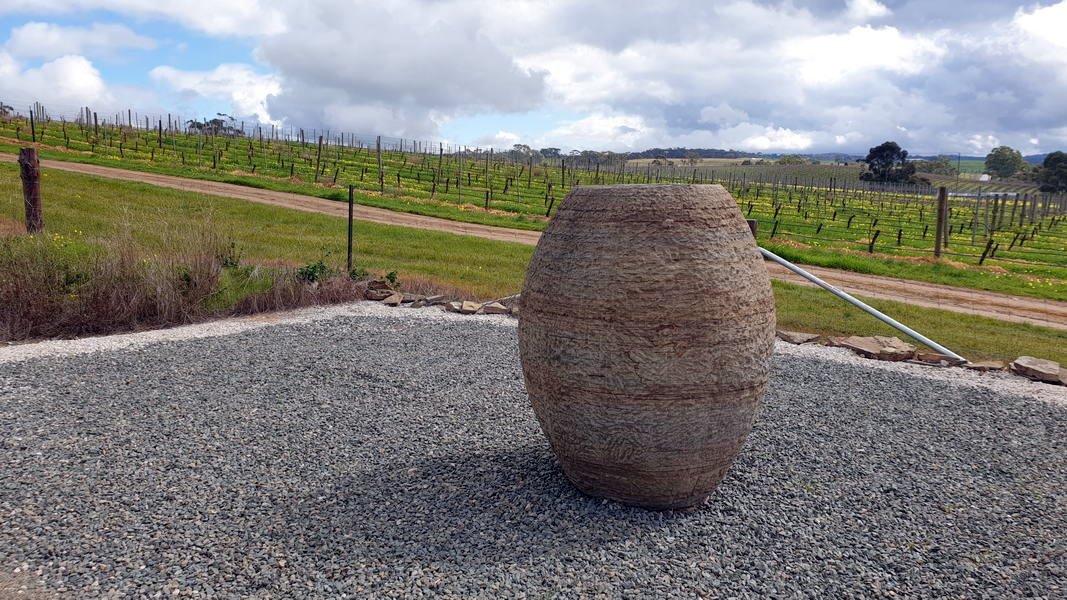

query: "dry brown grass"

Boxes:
[0, 215, 22, 238]
[231, 274, 366, 314]
[398, 273, 488, 301]
[0, 226, 486, 342]
[0, 229, 230, 340]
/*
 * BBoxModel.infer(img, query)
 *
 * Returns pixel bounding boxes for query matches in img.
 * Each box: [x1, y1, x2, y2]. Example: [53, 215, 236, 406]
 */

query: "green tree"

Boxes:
[860, 141, 916, 182]
[914, 155, 956, 176]
[984, 146, 1026, 178]
[777, 154, 806, 165]
[1039, 151, 1067, 193]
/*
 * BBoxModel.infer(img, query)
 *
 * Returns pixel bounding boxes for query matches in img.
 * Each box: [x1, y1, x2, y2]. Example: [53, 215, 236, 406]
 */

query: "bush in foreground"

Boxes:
[0, 231, 368, 341]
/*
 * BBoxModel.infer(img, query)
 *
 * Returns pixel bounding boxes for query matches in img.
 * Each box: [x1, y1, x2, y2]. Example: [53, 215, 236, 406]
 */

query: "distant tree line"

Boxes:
[625, 147, 765, 160]
[857, 141, 1066, 191]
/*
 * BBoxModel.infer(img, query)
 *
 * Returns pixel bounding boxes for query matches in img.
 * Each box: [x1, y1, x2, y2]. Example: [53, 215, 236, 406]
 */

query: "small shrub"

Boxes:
[217, 240, 242, 269]
[297, 259, 331, 283]
[348, 266, 369, 280]
[385, 270, 400, 288]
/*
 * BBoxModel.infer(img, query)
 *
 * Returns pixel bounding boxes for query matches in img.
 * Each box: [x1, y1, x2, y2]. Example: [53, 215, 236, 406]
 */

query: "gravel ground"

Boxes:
[0, 304, 1064, 598]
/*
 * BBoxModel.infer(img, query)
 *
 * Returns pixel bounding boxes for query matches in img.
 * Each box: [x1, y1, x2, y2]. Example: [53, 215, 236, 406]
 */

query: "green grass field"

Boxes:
[2, 162, 1064, 364]
[956, 159, 986, 174]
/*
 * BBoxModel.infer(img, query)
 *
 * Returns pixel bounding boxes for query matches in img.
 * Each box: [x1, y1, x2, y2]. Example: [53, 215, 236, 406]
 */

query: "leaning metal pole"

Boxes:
[759, 247, 968, 363]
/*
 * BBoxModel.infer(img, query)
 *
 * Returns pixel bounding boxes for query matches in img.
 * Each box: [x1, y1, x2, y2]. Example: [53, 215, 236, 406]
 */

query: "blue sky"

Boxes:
[1, 1, 1066, 155]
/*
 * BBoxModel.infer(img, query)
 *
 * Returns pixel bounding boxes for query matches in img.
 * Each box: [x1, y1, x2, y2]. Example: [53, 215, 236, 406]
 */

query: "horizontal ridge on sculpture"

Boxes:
[518, 184, 776, 510]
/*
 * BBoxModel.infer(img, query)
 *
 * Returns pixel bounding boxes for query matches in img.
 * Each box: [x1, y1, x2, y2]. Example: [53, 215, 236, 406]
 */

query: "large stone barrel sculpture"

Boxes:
[518, 184, 776, 510]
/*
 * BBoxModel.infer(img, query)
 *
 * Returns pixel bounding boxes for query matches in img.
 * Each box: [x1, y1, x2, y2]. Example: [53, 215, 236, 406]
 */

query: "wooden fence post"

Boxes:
[18, 148, 43, 233]
[347, 185, 355, 273]
[376, 135, 384, 194]
[934, 186, 947, 258]
[314, 135, 324, 182]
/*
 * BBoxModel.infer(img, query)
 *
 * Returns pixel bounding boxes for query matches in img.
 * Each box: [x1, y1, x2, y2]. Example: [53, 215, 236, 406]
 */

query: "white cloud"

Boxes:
[786, 26, 945, 86]
[845, 0, 891, 22]
[0, 1, 285, 36]
[1013, 1, 1067, 49]
[474, 130, 521, 148]
[699, 102, 749, 127]
[835, 132, 863, 145]
[738, 126, 814, 151]
[966, 134, 1001, 154]
[5, 22, 155, 61]
[0, 52, 110, 106]
[254, 0, 544, 138]
[150, 64, 280, 123]
[517, 42, 679, 108]
[1012, 1, 1067, 63]
[540, 113, 649, 150]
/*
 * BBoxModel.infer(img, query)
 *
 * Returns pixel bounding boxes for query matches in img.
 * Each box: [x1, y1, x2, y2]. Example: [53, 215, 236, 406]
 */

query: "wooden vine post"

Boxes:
[347, 185, 355, 272]
[376, 135, 384, 194]
[314, 135, 324, 182]
[18, 148, 44, 233]
[934, 186, 947, 258]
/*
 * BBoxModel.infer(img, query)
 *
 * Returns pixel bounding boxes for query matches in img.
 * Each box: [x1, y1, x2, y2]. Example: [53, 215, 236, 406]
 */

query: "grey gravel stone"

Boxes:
[0, 311, 1063, 598]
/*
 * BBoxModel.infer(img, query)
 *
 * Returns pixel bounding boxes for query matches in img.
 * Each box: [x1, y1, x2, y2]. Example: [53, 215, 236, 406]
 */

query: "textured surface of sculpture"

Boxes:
[518, 184, 776, 509]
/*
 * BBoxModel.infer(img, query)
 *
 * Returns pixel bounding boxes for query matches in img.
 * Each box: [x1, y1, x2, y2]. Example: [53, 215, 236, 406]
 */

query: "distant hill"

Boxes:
[623, 148, 871, 162]
[806, 152, 862, 162]
[625, 147, 768, 160]
[910, 155, 985, 161]
[624, 149, 1055, 165]
[910, 154, 1054, 165]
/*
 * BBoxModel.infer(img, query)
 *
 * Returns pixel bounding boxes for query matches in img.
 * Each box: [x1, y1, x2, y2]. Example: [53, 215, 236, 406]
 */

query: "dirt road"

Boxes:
[4, 153, 1064, 331]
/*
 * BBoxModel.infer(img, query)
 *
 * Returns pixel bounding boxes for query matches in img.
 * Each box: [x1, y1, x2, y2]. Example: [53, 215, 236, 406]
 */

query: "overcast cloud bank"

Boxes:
[1, 0, 1065, 154]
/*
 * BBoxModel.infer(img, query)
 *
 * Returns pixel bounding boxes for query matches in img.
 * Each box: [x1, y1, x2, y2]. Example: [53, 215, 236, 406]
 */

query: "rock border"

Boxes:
[362, 284, 1065, 388]
[774, 328, 1064, 387]
[361, 281, 520, 317]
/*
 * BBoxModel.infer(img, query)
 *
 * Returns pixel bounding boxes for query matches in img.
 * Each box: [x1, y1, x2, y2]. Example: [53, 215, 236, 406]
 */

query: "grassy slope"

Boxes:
[3, 163, 1065, 364]
[0, 139, 548, 231]
[0, 163, 531, 299]
[762, 241, 1067, 301]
